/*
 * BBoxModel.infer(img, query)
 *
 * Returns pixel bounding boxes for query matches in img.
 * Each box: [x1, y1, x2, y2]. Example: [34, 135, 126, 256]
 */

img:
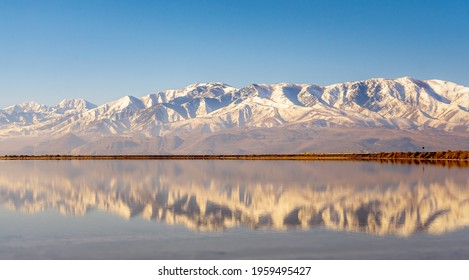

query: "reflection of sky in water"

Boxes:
[0, 160, 468, 259]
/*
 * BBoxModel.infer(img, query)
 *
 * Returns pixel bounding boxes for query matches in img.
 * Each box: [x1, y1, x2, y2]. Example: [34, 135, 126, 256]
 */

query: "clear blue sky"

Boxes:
[1, 0, 468, 108]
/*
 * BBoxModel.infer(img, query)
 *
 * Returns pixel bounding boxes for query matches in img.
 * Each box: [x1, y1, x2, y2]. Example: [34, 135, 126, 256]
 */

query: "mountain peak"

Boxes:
[106, 95, 145, 111]
[57, 98, 96, 111]
[3, 101, 48, 113]
[0, 77, 468, 155]
[394, 76, 419, 84]
[186, 82, 231, 88]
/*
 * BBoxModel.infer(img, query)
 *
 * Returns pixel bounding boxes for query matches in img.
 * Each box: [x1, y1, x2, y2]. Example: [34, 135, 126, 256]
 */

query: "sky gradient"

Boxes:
[1, 0, 469, 108]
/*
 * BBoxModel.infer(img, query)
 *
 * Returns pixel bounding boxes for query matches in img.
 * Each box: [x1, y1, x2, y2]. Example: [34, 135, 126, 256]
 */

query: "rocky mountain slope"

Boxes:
[0, 77, 468, 154]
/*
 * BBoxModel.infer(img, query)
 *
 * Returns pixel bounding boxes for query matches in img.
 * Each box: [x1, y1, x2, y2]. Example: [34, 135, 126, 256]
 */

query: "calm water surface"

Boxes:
[0, 160, 468, 259]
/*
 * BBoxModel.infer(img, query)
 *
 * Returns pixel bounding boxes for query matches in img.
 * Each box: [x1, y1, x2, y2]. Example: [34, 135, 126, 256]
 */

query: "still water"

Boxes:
[0, 160, 468, 259]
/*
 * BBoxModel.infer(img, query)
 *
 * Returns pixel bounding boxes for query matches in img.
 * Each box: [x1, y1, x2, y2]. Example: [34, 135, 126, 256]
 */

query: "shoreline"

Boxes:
[0, 151, 468, 162]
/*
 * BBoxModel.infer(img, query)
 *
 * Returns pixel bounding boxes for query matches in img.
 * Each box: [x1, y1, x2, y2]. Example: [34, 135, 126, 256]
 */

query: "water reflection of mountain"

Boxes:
[0, 160, 468, 236]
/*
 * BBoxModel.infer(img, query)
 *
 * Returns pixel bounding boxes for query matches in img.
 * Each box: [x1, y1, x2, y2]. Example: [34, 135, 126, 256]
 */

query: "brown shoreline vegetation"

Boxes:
[0, 151, 468, 167]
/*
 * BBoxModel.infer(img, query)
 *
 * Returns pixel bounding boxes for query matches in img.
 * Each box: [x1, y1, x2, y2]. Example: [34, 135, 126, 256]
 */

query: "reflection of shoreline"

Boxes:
[373, 158, 469, 168]
[0, 161, 468, 236]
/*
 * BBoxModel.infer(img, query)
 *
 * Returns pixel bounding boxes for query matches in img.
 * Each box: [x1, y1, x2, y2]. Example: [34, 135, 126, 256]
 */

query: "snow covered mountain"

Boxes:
[0, 77, 468, 154]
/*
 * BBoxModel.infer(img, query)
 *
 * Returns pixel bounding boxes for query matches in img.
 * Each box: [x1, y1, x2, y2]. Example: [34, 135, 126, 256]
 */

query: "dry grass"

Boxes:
[0, 151, 468, 167]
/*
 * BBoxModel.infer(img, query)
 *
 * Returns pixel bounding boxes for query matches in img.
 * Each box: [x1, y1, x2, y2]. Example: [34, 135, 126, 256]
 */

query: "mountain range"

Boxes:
[0, 77, 468, 154]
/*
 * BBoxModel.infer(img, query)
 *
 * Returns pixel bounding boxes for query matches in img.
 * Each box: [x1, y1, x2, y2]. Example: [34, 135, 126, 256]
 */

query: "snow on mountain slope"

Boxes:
[0, 77, 467, 154]
[0, 99, 96, 132]
[54, 99, 97, 114]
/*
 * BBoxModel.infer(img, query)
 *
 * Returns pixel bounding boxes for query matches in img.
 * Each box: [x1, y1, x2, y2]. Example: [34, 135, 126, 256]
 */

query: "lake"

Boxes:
[0, 160, 468, 259]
